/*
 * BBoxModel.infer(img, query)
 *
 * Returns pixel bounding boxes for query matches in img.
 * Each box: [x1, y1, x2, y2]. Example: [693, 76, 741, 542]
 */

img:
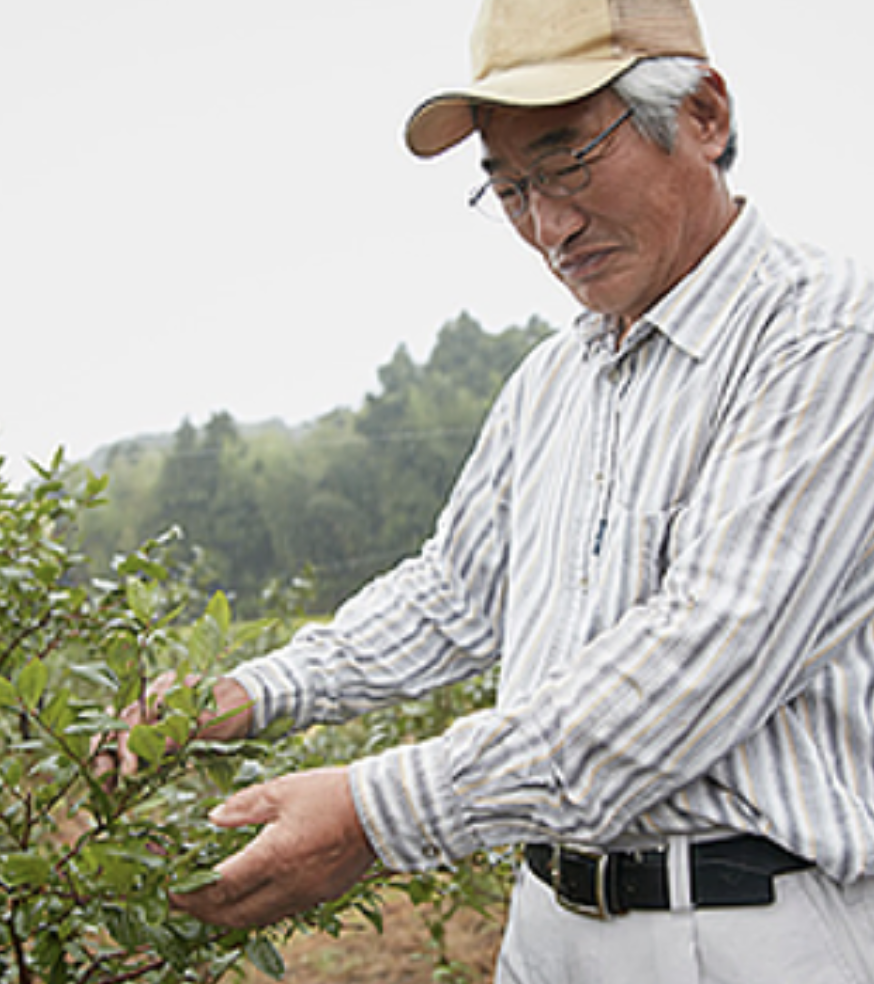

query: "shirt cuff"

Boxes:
[226, 654, 302, 735]
[349, 734, 480, 871]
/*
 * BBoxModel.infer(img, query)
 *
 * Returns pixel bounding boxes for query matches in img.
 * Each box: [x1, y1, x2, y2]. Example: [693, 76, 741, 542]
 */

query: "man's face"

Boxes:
[478, 83, 734, 327]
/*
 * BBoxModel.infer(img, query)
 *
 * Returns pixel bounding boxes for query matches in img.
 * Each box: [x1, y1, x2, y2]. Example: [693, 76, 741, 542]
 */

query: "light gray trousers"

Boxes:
[496, 843, 874, 983]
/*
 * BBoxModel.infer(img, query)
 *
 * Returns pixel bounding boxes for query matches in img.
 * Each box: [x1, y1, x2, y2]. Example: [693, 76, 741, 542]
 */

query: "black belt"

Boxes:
[525, 835, 812, 920]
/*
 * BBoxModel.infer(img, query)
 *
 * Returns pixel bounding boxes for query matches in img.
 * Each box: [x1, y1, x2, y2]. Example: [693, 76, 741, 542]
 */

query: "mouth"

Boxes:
[551, 247, 618, 284]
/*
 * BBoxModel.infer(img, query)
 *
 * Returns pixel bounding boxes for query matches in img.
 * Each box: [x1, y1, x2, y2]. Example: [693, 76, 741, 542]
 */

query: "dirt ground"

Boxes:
[244, 892, 506, 984]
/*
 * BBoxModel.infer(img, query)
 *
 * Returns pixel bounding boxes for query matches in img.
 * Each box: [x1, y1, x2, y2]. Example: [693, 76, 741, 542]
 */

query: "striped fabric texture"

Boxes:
[232, 203, 874, 883]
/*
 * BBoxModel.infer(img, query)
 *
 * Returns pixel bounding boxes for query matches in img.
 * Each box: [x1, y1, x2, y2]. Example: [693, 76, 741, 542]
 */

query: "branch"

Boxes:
[0, 612, 51, 674]
[77, 953, 166, 984]
[7, 901, 34, 984]
[78, 928, 230, 984]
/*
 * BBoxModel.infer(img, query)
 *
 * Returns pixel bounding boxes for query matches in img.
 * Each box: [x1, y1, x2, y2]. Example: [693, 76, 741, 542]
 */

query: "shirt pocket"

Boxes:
[595, 499, 681, 617]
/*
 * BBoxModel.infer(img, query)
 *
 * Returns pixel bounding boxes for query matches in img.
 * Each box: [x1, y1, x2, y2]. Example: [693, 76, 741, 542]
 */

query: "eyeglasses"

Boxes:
[468, 108, 635, 223]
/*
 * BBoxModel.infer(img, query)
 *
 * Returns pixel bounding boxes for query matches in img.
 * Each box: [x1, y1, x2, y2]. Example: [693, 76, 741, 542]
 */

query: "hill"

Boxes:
[78, 313, 554, 615]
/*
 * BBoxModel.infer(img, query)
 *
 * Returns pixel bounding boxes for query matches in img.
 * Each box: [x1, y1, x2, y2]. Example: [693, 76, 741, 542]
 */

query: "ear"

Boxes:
[684, 67, 733, 165]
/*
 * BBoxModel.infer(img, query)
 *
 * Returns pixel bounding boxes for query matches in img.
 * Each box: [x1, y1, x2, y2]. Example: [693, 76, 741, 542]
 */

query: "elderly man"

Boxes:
[115, 0, 874, 980]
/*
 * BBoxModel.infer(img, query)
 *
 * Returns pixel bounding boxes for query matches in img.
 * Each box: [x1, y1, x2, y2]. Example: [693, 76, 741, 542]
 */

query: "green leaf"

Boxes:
[149, 924, 191, 972]
[245, 936, 285, 981]
[234, 758, 265, 786]
[206, 591, 232, 634]
[1, 851, 51, 887]
[116, 554, 167, 581]
[69, 662, 119, 691]
[41, 691, 74, 731]
[207, 699, 256, 735]
[105, 904, 149, 949]
[79, 842, 131, 888]
[171, 868, 222, 894]
[48, 960, 72, 984]
[85, 470, 110, 498]
[404, 876, 437, 906]
[0, 675, 17, 709]
[154, 600, 188, 630]
[17, 658, 48, 711]
[127, 723, 167, 764]
[355, 899, 385, 934]
[205, 757, 236, 792]
[158, 711, 191, 747]
[205, 949, 246, 980]
[187, 614, 224, 669]
[46, 934, 71, 984]
[126, 577, 158, 624]
[65, 709, 129, 735]
[163, 681, 196, 717]
[258, 715, 296, 742]
[0, 757, 23, 787]
[232, 618, 278, 649]
[130, 891, 169, 926]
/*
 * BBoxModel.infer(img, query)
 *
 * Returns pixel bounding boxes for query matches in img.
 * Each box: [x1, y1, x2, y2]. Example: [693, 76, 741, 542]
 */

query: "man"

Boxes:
[113, 0, 874, 979]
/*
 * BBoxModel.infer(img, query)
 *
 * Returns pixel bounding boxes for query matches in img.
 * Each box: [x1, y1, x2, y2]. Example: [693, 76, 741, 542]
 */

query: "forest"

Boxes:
[78, 312, 554, 616]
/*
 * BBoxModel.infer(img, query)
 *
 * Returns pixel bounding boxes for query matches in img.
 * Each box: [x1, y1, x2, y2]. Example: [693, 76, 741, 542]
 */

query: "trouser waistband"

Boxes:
[525, 834, 813, 920]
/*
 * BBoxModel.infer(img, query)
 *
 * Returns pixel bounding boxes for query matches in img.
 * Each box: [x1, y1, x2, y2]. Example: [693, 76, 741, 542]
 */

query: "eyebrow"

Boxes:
[481, 125, 582, 175]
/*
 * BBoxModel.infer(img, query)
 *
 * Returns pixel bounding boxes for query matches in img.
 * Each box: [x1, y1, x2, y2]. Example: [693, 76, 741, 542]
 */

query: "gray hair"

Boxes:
[612, 57, 738, 171]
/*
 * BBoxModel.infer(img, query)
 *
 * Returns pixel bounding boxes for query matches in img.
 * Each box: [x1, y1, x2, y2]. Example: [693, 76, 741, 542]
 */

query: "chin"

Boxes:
[569, 279, 643, 322]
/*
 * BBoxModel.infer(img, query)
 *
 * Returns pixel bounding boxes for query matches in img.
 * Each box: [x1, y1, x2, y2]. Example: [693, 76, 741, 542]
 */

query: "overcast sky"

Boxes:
[2, 1, 871, 487]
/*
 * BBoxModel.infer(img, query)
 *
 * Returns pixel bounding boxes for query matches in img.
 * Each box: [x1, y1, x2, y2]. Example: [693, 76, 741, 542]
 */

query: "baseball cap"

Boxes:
[405, 0, 708, 158]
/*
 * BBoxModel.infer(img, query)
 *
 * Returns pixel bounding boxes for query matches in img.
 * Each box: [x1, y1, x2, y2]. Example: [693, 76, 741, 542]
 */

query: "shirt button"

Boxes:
[422, 843, 440, 860]
[580, 577, 590, 592]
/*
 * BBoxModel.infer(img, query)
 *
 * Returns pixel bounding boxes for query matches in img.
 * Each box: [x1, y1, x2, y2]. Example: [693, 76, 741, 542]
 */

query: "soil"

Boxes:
[244, 892, 506, 984]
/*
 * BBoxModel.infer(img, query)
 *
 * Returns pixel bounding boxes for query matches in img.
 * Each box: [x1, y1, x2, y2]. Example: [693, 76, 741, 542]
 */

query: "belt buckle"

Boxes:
[552, 844, 612, 921]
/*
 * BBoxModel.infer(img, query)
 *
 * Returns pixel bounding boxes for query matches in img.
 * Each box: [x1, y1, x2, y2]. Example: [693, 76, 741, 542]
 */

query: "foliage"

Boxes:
[79, 313, 553, 615]
[0, 456, 375, 982]
[0, 453, 513, 983]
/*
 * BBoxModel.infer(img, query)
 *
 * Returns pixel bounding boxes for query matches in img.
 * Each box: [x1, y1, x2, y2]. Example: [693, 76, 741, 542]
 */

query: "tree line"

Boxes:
[80, 313, 553, 615]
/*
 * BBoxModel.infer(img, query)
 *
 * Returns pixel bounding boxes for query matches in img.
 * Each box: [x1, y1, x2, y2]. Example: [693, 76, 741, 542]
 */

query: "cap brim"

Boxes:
[405, 56, 638, 158]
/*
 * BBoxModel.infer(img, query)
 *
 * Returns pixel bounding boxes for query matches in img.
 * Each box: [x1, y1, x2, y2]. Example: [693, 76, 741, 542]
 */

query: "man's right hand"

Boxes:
[93, 674, 254, 779]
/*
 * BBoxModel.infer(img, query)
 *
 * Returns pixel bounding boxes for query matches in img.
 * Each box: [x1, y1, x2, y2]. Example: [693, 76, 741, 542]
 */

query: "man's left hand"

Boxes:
[170, 766, 377, 928]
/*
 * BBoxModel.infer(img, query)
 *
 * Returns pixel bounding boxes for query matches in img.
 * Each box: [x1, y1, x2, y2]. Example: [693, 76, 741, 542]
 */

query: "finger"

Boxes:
[170, 826, 293, 928]
[169, 877, 290, 929]
[116, 705, 148, 776]
[195, 678, 253, 741]
[113, 671, 180, 775]
[92, 749, 120, 791]
[208, 781, 283, 828]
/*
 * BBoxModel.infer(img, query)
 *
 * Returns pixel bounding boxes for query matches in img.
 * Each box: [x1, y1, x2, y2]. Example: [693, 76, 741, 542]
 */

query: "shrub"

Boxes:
[0, 453, 511, 984]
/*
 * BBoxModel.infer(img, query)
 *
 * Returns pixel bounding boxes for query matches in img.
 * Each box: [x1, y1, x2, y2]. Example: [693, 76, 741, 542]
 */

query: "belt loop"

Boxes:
[668, 834, 693, 912]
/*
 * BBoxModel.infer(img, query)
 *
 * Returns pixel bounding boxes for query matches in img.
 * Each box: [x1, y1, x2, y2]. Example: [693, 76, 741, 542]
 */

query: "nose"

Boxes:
[526, 187, 589, 252]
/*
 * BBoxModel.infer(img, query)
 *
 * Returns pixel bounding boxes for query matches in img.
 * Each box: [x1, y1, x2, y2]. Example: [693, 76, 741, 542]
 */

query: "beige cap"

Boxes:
[406, 0, 708, 157]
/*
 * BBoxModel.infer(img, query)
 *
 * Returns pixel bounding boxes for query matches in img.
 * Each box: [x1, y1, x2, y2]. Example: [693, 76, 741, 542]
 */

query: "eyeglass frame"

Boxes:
[468, 107, 635, 223]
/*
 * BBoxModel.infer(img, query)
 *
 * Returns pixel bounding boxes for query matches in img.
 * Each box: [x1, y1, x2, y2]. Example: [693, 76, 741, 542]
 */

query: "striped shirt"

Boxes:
[232, 203, 874, 883]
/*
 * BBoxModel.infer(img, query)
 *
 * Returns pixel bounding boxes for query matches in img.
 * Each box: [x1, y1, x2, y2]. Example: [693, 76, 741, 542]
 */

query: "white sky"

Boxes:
[2, 1, 871, 487]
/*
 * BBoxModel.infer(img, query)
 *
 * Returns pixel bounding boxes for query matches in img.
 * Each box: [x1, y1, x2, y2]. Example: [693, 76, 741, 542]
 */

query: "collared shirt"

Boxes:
[232, 204, 874, 883]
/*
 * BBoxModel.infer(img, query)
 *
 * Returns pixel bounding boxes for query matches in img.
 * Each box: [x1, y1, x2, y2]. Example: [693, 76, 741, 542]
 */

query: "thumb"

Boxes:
[209, 783, 280, 828]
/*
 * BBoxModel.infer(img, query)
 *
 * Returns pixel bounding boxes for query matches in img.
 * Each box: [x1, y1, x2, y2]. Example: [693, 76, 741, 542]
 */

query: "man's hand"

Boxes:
[92, 674, 253, 778]
[169, 767, 377, 928]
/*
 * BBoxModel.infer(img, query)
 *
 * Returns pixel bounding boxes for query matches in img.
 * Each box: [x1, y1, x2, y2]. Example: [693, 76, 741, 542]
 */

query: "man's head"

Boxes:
[405, 0, 739, 328]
